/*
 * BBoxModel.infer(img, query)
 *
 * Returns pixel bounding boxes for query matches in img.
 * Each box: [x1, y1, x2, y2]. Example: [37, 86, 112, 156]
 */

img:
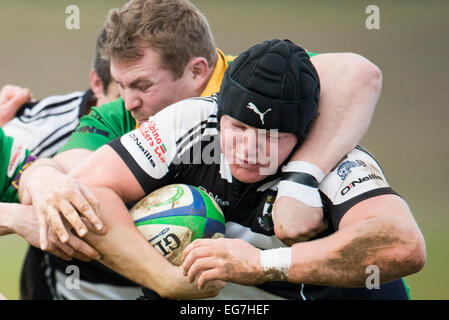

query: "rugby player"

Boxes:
[23, 0, 382, 251]
[19, 0, 384, 299]
[55, 39, 425, 299]
[1, 28, 120, 157]
[0, 126, 221, 299]
[0, 28, 121, 299]
[0, 127, 99, 262]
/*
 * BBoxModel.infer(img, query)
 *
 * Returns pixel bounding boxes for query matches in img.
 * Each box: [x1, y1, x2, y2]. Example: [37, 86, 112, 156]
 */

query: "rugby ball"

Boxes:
[130, 184, 225, 266]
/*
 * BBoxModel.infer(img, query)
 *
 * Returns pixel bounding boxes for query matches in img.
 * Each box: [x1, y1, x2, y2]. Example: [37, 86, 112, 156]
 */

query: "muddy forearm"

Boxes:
[288, 216, 424, 287]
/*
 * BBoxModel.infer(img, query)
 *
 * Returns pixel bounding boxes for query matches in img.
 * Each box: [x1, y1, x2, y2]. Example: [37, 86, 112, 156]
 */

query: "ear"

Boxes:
[89, 69, 104, 100]
[188, 57, 210, 83]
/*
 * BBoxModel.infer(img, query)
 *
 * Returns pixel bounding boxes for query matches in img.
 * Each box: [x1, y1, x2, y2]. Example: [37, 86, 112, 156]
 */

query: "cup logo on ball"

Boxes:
[130, 184, 226, 266]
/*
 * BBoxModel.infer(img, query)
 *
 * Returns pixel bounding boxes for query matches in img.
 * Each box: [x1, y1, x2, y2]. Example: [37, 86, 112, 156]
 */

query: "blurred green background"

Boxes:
[0, 0, 448, 300]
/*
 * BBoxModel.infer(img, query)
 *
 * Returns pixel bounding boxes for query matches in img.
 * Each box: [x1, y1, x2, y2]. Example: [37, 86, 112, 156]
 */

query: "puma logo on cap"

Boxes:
[246, 102, 271, 125]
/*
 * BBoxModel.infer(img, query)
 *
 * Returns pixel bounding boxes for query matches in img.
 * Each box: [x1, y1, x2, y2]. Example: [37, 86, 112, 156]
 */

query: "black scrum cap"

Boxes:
[218, 39, 320, 144]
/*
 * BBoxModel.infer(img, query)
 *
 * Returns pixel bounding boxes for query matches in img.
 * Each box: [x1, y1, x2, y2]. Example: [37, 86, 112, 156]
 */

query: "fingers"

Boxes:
[0, 85, 32, 107]
[57, 199, 88, 238]
[0, 85, 21, 104]
[77, 184, 104, 233]
[45, 224, 99, 262]
[36, 208, 49, 250]
[67, 235, 102, 261]
[50, 233, 92, 262]
[53, 240, 75, 258]
[10, 87, 32, 105]
[51, 183, 104, 236]
[46, 205, 71, 243]
[52, 249, 72, 261]
[186, 256, 219, 284]
[182, 239, 216, 263]
[182, 241, 226, 283]
[45, 244, 72, 261]
[197, 269, 223, 290]
[183, 245, 209, 276]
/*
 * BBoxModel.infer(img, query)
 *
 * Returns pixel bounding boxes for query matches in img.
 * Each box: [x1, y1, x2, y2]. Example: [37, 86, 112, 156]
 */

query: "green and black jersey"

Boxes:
[58, 97, 136, 153]
[0, 128, 36, 203]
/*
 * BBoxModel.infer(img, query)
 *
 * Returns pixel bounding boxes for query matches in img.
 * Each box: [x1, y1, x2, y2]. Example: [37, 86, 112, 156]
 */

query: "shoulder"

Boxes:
[3, 91, 86, 157]
[0, 128, 31, 177]
[318, 146, 398, 230]
[0, 128, 35, 200]
[62, 97, 134, 153]
[122, 96, 218, 153]
[17, 91, 84, 118]
[149, 96, 219, 140]
[320, 146, 391, 204]
[154, 95, 218, 122]
[86, 97, 128, 123]
[111, 96, 219, 179]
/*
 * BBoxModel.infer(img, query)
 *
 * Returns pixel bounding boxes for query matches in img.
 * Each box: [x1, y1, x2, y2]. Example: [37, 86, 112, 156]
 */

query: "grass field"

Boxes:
[0, 0, 448, 299]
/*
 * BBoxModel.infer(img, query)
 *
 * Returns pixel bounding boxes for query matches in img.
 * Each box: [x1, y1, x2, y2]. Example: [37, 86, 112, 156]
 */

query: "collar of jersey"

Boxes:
[200, 49, 235, 97]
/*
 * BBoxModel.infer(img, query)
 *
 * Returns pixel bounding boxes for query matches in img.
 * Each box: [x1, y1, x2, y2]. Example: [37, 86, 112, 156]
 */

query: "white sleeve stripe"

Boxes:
[19, 92, 84, 117]
[30, 121, 79, 155]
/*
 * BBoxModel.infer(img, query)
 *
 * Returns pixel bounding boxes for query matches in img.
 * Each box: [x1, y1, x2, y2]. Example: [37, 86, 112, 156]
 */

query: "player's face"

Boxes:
[220, 115, 298, 183]
[111, 46, 197, 125]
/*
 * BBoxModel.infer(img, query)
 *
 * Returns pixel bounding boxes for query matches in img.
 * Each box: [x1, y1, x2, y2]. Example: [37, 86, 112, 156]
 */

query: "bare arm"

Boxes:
[182, 194, 426, 288]
[0, 202, 99, 261]
[273, 53, 382, 243]
[19, 149, 95, 204]
[297, 53, 381, 173]
[18, 149, 105, 249]
[69, 145, 223, 299]
[287, 195, 425, 286]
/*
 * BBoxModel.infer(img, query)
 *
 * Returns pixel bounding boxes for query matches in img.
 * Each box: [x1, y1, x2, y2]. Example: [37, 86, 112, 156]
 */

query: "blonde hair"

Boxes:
[102, 0, 217, 79]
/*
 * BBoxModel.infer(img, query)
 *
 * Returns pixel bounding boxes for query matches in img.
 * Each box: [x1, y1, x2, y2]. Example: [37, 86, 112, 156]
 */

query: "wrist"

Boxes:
[0, 203, 19, 235]
[276, 161, 324, 208]
[156, 265, 180, 299]
[19, 164, 57, 202]
[282, 161, 325, 182]
[259, 247, 292, 282]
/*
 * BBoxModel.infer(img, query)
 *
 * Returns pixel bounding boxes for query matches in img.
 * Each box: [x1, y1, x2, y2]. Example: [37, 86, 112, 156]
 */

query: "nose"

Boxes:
[239, 128, 259, 163]
[122, 89, 142, 111]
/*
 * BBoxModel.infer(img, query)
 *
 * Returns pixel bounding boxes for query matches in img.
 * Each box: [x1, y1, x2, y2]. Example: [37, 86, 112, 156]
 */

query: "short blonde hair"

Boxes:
[102, 0, 218, 79]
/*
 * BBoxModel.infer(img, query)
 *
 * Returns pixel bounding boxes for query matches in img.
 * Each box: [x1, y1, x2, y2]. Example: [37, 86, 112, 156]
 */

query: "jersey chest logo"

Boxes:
[258, 195, 275, 232]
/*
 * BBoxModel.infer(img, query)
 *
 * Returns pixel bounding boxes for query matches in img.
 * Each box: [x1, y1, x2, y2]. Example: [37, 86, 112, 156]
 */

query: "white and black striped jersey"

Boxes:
[3, 90, 94, 158]
[108, 96, 408, 300]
